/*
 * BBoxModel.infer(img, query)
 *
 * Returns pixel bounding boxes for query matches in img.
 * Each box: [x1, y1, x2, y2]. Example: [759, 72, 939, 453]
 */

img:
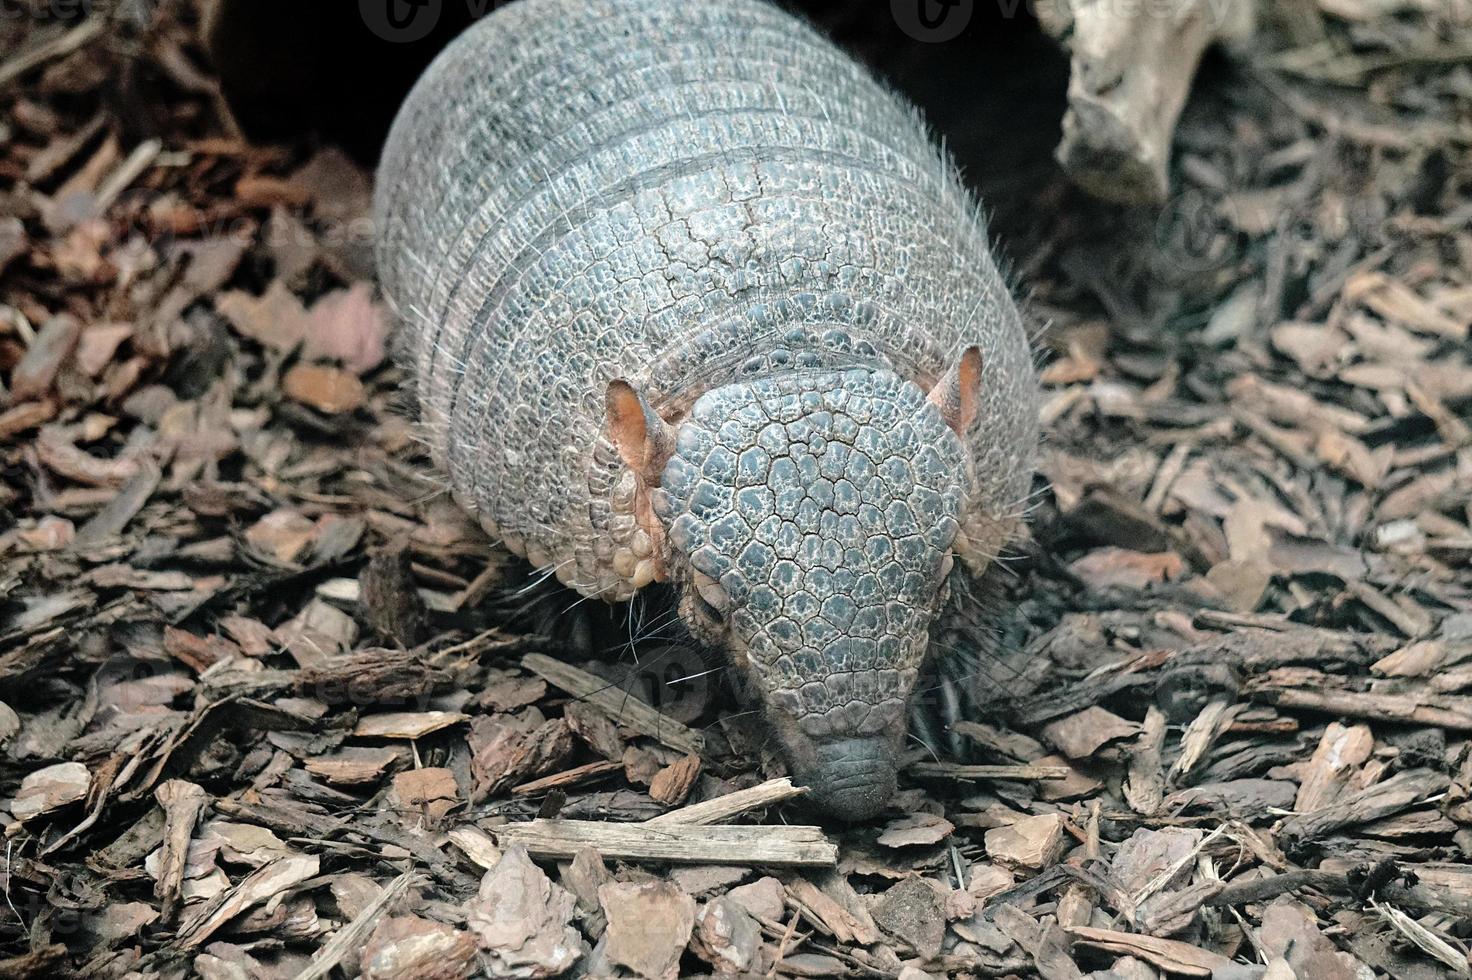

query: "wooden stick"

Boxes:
[645, 777, 807, 826]
[910, 763, 1073, 782]
[523, 653, 705, 756]
[493, 819, 836, 867]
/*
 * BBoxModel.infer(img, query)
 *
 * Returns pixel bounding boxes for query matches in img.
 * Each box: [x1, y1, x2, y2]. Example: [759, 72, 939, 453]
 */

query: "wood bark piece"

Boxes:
[1256, 897, 1374, 980]
[0, 18, 106, 97]
[523, 652, 705, 757]
[468, 845, 584, 977]
[1066, 926, 1235, 977]
[1246, 671, 1472, 730]
[693, 894, 763, 975]
[872, 877, 946, 960]
[176, 854, 320, 949]
[9, 761, 90, 822]
[985, 813, 1067, 871]
[1206, 869, 1472, 920]
[599, 880, 696, 980]
[1039, 0, 1256, 203]
[649, 754, 701, 805]
[446, 825, 502, 871]
[494, 819, 837, 867]
[1294, 722, 1373, 813]
[784, 874, 881, 946]
[1040, 705, 1141, 759]
[359, 542, 428, 648]
[1124, 706, 1167, 816]
[1279, 767, 1448, 845]
[153, 779, 208, 919]
[354, 710, 467, 739]
[511, 759, 623, 795]
[359, 915, 480, 980]
[10, 314, 80, 402]
[910, 763, 1073, 782]
[1167, 697, 1234, 785]
[293, 871, 414, 980]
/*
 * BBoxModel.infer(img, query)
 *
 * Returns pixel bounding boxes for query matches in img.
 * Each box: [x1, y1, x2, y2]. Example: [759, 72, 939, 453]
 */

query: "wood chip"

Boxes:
[283, 363, 366, 414]
[1041, 706, 1143, 759]
[984, 813, 1067, 871]
[152, 779, 207, 916]
[9, 314, 80, 401]
[600, 880, 696, 980]
[176, 855, 319, 949]
[876, 812, 955, 848]
[297, 872, 417, 980]
[360, 914, 479, 980]
[446, 825, 502, 872]
[644, 777, 806, 826]
[354, 711, 469, 739]
[467, 845, 584, 977]
[1066, 926, 1235, 977]
[9, 761, 90, 822]
[648, 754, 701, 805]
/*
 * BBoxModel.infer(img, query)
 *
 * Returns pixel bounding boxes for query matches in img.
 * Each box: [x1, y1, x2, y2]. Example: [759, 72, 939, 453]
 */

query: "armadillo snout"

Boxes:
[800, 736, 899, 822]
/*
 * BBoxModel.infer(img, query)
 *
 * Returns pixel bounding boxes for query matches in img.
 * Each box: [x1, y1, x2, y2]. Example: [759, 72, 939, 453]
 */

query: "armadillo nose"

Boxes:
[802, 736, 897, 822]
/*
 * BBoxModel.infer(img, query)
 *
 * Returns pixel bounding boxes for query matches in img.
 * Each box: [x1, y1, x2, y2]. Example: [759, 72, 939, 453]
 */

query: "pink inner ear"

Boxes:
[604, 379, 673, 584]
[928, 346, 984, 436]
[606, 379, 651, 473]
[606, 379, 676, 485]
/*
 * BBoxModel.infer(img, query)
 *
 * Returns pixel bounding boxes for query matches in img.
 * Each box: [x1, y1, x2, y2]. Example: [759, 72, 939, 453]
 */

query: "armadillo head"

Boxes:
[606, 350, 984, 821]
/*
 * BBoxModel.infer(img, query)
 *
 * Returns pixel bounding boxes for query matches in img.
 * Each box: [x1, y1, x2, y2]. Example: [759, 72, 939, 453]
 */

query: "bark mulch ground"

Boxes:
[0, 2, 1470, 978]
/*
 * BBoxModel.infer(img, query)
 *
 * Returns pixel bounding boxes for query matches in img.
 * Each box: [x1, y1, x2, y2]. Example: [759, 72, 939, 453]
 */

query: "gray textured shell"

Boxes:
[374, 0, 1039, 601]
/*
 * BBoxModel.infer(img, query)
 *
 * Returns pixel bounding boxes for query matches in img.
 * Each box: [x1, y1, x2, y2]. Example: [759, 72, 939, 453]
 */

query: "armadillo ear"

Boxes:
[927, 346, 984, 437]
[606, 379, 677, 485]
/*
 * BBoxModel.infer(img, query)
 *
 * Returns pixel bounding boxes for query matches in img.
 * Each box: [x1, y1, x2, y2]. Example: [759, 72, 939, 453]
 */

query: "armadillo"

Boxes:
[375, 0, 1039, 819]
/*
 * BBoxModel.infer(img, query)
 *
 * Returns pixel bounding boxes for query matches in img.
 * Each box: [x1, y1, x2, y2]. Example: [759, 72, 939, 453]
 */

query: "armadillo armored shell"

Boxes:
[375, 0, 1037, 602]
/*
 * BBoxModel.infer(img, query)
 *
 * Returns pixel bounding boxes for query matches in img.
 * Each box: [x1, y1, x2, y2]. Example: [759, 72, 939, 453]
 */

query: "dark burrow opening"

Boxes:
[201, 0, 1070, 239]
